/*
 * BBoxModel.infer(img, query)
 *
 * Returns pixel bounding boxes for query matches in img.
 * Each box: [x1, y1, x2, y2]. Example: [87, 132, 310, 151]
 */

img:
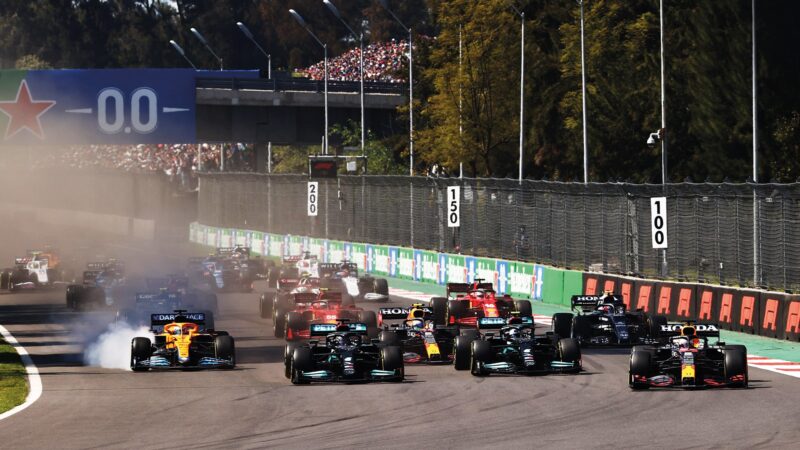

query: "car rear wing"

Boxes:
[571, 295, 603, 312]
[477, 316, 534, 329]
[319, 290, 343, 302]
[659, 323, 720, 338]
[447, 281, 494, 297]
[378, 306, 433, 321]
[136, 292, 181, 305]
[14, 257, 29, 265]
[319, 262, 358, 275]
[82, 270, 101, 283]
[277, 276, 300, 291]
[310, 322, 368, 336]
[86, 262, 109, 270]
[292, 292, 319, 304]
[145, 277, 189, 291]
[150, 312, 205, 326]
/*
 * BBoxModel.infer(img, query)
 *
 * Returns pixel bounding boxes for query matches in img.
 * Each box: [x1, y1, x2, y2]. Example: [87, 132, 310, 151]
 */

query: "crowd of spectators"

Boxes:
[32, 143, 255, 190]
[299, 39, 410, 83]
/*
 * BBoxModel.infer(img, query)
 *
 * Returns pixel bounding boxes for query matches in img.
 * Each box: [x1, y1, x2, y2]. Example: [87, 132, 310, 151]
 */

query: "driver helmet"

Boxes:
[503, 327, 520, 340]
[328, 334, 348, 347]
[407, 318, 425, 329]
[170, 326, 181, 336]
[598, 304, 613, 314]
[473, 290, 485, 299]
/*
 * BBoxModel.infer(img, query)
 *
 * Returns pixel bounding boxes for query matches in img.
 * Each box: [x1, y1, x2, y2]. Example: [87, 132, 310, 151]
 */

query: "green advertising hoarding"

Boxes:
[397, 248, 414, 280]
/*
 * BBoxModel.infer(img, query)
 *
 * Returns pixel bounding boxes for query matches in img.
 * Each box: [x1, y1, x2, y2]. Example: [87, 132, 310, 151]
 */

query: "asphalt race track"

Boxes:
[1, 238, 799, 448]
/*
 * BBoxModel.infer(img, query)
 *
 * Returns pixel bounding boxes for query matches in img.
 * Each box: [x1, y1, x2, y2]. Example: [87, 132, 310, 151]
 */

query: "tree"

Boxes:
[417, 0, 520, 177]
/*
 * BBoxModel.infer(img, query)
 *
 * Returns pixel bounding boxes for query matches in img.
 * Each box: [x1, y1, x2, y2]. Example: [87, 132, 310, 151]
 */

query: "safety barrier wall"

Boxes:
[582, 273, 800, 342]
[189, 222, 583, 306]
[191, 221, 799, 343]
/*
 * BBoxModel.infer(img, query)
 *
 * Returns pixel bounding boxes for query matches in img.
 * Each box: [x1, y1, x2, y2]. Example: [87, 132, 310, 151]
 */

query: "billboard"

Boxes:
[0, 69, 196, 145]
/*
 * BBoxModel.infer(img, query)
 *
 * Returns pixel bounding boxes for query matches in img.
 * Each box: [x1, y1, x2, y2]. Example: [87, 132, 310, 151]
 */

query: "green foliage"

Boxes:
[15, 54, 50, 69]
[0, 338, 27, 414]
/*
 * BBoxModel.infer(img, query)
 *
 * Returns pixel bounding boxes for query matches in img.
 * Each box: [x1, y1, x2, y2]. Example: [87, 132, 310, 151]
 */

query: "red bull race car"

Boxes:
[629, 322, 748, 389]
[377, 304, 460, 364]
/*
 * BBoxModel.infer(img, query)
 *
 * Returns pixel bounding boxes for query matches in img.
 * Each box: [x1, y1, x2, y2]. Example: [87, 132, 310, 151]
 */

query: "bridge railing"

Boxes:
[196, 77, 406, 95]
[196, 173, 800, 292]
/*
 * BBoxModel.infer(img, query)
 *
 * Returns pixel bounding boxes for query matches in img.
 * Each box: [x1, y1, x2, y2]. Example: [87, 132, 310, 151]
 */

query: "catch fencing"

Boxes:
[198, 173, 800, 292]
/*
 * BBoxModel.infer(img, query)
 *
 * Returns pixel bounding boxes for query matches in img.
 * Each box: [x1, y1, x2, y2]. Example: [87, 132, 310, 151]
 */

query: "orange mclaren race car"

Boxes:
[130, 310, 235, 371]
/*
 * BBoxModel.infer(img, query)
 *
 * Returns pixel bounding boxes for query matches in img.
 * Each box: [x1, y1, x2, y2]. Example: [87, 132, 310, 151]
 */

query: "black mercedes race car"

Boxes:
[629, 322, 748, 389]
[377, 304, 458, 364]
[284, 322, 404, 384]
[454, 317, 581, 376]
[551, 294, 666, 346]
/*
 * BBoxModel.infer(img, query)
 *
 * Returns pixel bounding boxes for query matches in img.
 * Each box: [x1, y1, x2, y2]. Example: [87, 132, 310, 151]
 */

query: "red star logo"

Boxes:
[0, 80, 56, 140]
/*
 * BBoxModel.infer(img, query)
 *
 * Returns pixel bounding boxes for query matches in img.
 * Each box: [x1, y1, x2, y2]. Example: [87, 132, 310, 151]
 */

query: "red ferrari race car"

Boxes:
[276, 289, 378, 341]
[442, 280, 533, 328]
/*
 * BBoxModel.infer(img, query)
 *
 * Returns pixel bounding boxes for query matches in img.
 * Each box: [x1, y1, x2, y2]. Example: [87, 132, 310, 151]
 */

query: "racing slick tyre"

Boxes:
[724, 345, 748, 388]
[273, 308, 287, 338]
[514, 299, 533, 318]
[359, 310, 379, 339]
[430, 297, 448, 325]
[557, 338, 581, 372]
[447, 300, 468, 324]
[286, 312, 307, 341]
[629, 349, 654, 389]
[381, 346, 404, 381]
[379, 330, 401, 347]
[131, 337, 152, 372]
[0, 270, 10, 290]
[453, 335, 474, 370]
[290, 347, 313, 385]
[552, 313, 574, 339]
[470, 340, 492, 376]
[65, 284, 83, 310]
[572, 315, 592, 343]
[648, 315, 668, 339]
[214, 335, 236, 368]
[259, 293, 272, 318]
[373, 278, 389, 296]
[268, 267, 280, 288]
[284, 342, 303, 378]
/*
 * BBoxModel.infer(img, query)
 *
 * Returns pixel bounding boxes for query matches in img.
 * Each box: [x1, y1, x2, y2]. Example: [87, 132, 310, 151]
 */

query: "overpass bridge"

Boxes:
[194, 77, 406, 145]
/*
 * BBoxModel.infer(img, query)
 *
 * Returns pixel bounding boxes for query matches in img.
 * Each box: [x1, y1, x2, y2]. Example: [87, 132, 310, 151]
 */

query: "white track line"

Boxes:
[0, 325, 43, 421]
[747, 355, 800, 379]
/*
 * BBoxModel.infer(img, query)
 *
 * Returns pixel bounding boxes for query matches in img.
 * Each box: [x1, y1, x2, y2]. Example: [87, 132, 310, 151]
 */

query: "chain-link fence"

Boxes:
[198, 173, 800, 292]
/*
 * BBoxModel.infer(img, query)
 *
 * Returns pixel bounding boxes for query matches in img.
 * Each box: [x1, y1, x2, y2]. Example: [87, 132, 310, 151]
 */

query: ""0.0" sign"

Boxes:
[650, 197, 668, 249]
[447, 186, 460, 228]
[307, 182, 319, 217]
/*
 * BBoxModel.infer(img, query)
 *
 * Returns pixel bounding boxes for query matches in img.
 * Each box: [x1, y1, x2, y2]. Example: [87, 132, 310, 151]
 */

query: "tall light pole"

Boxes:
[190, 27, 223, 70]
[323, 0, 365, 158]
[578, 0, 589, 183]
[658, 0, 667, 276]
[289, 9, 329, 155]
[510, 4, 525, 184]
[236, 21, 271, 78]
[169, 40, 197, 69]
[751, 0, 759, 285]
[378, 0, 414, 176]
[658, 0, 667, 186]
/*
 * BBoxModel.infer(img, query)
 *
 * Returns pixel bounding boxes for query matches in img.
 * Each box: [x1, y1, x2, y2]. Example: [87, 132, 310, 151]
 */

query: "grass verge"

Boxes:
[0, 337, 27, 414]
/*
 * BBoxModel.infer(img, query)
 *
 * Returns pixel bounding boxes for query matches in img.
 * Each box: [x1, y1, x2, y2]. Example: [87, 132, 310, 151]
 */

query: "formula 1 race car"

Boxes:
[215, 246, 270, 280]
[260, 275, 318, 318]
[116, 291, 216, 329]
[318, 261, 389, 301]
[284, 322, 403, 384]
[65, 260, 126, 310]
[276, 290, 378, 340]
[144, 276, 218, 314]
[1, 253, 67, 291]
[196, 255, 256, 293]
[267, 253, 317, 288]
[443, 280, 533, 327]
[130, 310, 235, 371]
[551, 293, 667, 346]
[377, 304, 459, 364]
[629, 322, 748, 389]
[453, 317, 582, 376]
